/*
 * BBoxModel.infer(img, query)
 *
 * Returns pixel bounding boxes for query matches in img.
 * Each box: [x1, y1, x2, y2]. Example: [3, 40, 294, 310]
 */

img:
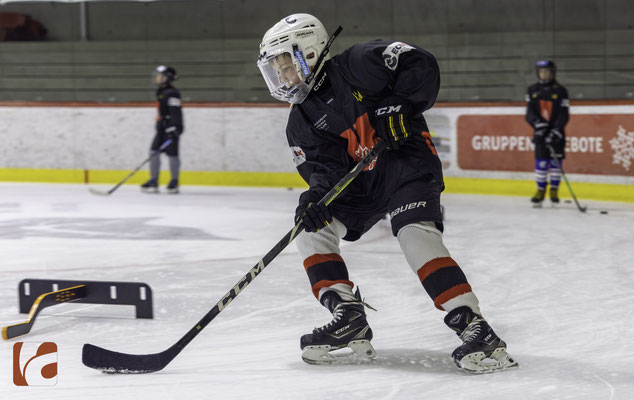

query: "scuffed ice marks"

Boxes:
[0, 217, 231, 240]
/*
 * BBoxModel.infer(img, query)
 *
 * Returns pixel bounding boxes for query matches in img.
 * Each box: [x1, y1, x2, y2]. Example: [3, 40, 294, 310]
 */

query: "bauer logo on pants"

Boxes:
[13, 342, 58, 386]
[390, 201, 427, 218]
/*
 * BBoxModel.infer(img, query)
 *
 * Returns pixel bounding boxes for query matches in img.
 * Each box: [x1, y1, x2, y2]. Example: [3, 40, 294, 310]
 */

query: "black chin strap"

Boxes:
[304, 26, 342, 86]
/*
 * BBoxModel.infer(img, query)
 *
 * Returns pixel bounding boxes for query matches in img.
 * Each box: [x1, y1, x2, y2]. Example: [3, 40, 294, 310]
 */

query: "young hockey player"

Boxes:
[257, 13, 517, 373]
[140, 65, 184, 194]
[525, 60, 569, 206]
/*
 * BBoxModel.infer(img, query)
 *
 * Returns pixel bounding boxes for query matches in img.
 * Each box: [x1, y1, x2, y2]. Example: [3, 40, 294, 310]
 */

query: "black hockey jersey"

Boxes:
[286, 40, 442, 222]
[525, 81, 569, 157]
[525, 81, 569, 132]
[156, 85, 184, 135]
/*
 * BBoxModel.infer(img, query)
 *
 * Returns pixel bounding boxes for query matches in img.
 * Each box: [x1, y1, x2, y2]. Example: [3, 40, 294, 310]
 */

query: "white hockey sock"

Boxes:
[397, 222, 481, 315]
[296, 217, 347, 256]
[318, 283, 356, 302]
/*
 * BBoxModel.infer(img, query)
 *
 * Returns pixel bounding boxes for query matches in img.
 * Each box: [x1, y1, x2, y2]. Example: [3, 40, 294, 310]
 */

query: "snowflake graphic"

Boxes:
[609, 125, 634, 171]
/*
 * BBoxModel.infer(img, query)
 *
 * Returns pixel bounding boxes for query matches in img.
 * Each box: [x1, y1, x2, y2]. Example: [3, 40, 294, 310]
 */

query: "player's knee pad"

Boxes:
[295, 217, 347, 258]
[397, 221, 451, 274]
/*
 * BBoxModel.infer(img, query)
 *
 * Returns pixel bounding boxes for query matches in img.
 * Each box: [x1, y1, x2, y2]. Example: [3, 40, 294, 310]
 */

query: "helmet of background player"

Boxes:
[536, 60, 556, 84]
[257, 13, 330, 104]
[154, 65, 178, 86]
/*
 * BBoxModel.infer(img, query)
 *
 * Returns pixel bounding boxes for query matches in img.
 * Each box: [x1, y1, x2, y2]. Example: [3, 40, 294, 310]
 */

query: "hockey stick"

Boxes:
[89, 139, 173, 196]
[3, 285, 86, 340]
[82, 140, 387, 373]
[547, 145, 587, 213]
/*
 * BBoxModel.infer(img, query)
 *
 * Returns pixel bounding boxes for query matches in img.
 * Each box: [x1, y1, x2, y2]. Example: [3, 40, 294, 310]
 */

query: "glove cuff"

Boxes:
[534, 122, 549, 129]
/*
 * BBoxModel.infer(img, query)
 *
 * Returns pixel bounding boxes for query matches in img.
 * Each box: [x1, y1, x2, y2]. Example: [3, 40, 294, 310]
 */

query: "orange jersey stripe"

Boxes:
[416, 257, 459, 282]
[433, 283, 473, 310]
[339, 113, 379, 162]
[538, 99, 553, 121]
[311, 279, 354, 299]
[304, 253, 344, 270]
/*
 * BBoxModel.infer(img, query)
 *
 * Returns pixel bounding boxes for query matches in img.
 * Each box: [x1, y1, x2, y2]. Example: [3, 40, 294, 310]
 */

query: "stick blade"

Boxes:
[89, 188, 111, 196]
[82, 343, 166, 374]
[3, 322, 33, 340]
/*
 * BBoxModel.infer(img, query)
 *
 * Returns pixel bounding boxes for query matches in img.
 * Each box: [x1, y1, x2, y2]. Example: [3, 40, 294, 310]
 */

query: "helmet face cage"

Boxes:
[257, 14, 329, 104]
[257, 48, 312, 104]
[536, 60, 556, 83]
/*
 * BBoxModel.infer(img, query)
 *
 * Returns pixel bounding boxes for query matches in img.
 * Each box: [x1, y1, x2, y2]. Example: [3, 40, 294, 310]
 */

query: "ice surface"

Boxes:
[1, 183, 633, 399]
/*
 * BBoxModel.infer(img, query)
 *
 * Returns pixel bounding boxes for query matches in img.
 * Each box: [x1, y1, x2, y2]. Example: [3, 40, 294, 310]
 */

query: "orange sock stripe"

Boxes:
[311, 280, 354, 299]
[304, 253, 344, 270]
[416, 257, 459, 282]
[433, 283, 473, 310]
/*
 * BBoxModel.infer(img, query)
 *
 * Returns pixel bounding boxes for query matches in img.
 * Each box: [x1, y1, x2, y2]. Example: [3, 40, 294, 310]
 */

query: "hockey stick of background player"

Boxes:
[547, 144, 587, 213]
[82, 140, 388, 374]
[89, 139, 173, 196]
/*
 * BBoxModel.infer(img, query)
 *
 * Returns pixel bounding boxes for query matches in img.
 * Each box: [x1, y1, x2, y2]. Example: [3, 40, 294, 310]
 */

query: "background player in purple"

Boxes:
[257, 13, 517, 373]
[526, 60, 570, 207]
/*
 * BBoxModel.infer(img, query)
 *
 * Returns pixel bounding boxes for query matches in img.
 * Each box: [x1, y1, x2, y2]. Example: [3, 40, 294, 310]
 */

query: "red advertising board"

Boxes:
[457, 114, 634, 176]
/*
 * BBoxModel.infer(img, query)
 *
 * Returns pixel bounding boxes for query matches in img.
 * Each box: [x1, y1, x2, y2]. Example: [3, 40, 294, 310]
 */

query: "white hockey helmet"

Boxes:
[257, 13, 330, 104]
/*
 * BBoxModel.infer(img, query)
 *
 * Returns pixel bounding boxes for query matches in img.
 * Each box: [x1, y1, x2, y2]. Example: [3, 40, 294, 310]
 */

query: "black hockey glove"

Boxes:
[545, 128, 563, 146]
[532, 121, 549, 145]
[372, 99, 412, 150]
[295, 190, 332, 233]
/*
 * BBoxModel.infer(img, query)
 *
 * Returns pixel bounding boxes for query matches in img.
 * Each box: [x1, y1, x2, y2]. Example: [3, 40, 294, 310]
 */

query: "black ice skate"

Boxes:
[140, 178, 159, 193]
[445, 306, 518, 373]
[531, 188, 545, 208]
[166, 179, 179, 194]
[300, 289, 376, 365]
[549, 187, 560, 205]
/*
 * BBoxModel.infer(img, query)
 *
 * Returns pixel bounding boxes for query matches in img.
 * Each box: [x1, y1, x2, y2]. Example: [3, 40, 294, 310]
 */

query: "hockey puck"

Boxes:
[565, 200, 572, 204]
[600, 210, 608, 214]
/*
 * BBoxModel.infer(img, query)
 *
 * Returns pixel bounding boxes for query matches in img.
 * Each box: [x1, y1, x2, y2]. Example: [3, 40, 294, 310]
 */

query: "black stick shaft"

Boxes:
[83, 140, 386, 372]
[105, 139, 173, 195]
[169, 140, 386, 357]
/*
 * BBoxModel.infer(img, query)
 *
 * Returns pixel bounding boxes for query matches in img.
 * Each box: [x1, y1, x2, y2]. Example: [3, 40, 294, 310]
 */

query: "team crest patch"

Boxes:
[382, 42, 414, 71]
[291, 146, 306, 166]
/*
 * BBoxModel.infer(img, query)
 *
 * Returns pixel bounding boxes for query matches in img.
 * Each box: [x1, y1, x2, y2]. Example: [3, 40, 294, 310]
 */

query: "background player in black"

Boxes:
[257, 13, 516, 372]
[525, 60, 569, 206]
[141, 65, 184, 194]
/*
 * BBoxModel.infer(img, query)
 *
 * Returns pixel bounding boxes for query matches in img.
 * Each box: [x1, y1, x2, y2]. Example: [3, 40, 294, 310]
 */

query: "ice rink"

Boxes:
[1, 182, 633, 399]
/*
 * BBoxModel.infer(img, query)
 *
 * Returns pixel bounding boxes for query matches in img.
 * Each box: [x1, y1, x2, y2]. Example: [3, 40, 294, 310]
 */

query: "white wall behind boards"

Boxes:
[0, 106, 293, 172]
[1, 104, 633, 185]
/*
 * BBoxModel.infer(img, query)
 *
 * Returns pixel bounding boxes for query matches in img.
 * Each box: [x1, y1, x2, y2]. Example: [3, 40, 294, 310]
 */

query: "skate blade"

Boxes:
[141, 188, 159, 194]
[456, 347, 518, 374]
[532, 202, 543, 208]
[302, 340, 376, 365]
[166, 188, 179, 194]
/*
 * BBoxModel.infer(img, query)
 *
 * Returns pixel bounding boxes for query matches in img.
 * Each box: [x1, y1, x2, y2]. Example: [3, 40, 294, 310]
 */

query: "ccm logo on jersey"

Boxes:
[291, 146, 306, 166]
[167, 97, 181, 107]
[375, 105, 402, 115]
[382, 42, 414, 71]
[390, 201, 427, 218]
